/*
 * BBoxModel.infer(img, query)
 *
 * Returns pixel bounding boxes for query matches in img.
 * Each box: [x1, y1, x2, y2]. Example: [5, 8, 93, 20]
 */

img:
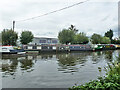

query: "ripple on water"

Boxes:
[2, 50, 119, 88]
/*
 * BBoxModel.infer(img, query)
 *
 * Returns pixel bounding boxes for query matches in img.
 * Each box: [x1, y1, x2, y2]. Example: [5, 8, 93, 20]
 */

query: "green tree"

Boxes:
[111, 38, 120, 44]
[74, 32, 89, 44]
[20, 31, 34, 45]
[116, 39, 120, 44]
[100, 37, 111, 44]
[2, 29, 18, 45]
[68, 25, 78, 33]
[58, 29, 75, 45]
[105, 29, 113, 40]
[91, 33, 102, 44]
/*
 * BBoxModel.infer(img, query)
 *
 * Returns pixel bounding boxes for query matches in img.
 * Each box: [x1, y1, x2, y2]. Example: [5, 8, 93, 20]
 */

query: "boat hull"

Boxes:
[1, 52, 17, 54]
[68, 45, 93, 51]
[0, 46, 26, 54]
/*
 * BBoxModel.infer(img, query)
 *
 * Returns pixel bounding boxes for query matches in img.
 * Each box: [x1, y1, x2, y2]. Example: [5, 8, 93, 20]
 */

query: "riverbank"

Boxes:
[70, 54, 120, 90]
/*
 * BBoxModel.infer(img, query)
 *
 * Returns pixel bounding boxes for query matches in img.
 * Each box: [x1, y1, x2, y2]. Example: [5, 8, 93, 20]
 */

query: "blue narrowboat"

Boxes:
[68, 45, 93, 51]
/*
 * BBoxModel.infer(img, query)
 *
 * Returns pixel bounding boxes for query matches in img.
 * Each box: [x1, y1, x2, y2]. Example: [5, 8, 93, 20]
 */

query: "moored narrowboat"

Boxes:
[97, 44, 116, 50]
[68, 45, 93, 51]
[95, 45, 103, 51]
[115, 44, 120, 49]
[92, 44, 103, 51]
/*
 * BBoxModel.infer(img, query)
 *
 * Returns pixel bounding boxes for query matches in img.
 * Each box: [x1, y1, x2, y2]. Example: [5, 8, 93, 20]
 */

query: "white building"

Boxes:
[29, 37, 59, 45]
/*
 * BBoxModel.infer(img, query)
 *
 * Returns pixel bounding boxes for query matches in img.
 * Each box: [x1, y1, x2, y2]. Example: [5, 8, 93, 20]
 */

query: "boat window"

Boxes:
[2, 48, 7, 50]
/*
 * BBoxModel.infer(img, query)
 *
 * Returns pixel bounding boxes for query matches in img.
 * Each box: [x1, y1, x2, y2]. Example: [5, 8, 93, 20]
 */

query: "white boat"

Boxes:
[0, 46, 26, 54]
[17, 52, 26, 55]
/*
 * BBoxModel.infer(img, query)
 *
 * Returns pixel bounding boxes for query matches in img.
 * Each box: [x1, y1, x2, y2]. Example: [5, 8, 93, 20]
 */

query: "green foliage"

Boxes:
[68, 25, 78, 33]
[107, 55, 120, 76]
[58, 26, 115, 44]
[111, 38, 120, 44]
[104, 29, 113, 40]
[91, 33, 102, 44]
[20, 31, 34, 45]
[58, 25, 89, 44]
[100, 37, 111, 44]
[2, 29, 18, 46]
[58, 29, 75, 45]
[70, 75, 120, 90]
[73, 32, 89, 44]
[70, 55, 120, 90]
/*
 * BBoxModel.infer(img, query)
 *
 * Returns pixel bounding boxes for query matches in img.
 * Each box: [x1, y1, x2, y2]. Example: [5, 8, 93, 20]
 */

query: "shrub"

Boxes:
[70, 55, 120, 90]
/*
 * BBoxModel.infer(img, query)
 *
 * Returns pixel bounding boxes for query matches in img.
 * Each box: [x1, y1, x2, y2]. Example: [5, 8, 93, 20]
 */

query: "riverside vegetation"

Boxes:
[1, 25, 120, 46]
[70, 54, 120, 90]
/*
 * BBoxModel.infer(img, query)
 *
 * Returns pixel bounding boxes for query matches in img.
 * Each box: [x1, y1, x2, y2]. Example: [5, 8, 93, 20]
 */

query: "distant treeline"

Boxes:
[1, 29, 34, 46]
[1, 25, 120, 46]
[58, 25, 120, 45]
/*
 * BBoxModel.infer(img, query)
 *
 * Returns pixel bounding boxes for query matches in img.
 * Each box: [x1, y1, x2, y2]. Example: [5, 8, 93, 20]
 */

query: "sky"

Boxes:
[0, 0, 119, 38]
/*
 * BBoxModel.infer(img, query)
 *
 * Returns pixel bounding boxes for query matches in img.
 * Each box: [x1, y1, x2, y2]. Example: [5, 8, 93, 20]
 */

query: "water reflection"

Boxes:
[1, 50, 119, 77]
[2, 55, 35, 77]
[41, 54, 53, 60]
[104, 50, 113, 61]
[20, 57, 34, 71]
[2, 57, 18, 76]
[57, 53, 78, 73]
[57, 52, 91, 73]
[92, 52, 103, 64]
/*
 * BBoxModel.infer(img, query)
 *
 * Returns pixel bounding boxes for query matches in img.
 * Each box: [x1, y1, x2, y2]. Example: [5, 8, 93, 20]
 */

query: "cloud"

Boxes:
[0, 0, 118, 38]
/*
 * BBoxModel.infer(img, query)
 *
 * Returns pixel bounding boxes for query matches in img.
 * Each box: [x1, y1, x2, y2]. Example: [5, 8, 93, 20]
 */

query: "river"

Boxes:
[1, 50, 120, 88]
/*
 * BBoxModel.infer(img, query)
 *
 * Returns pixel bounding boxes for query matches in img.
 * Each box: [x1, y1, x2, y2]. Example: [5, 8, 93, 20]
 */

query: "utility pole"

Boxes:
[13, 21, 15, 31]
[118, 1, 120, 56]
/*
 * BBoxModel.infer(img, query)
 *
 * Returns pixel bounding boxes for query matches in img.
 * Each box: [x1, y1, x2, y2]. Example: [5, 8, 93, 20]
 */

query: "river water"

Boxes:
[1, 50, 120, 88]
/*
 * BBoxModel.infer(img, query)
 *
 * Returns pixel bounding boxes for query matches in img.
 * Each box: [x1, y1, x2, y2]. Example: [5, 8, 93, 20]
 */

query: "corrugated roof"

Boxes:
[34, 36, 58, 39]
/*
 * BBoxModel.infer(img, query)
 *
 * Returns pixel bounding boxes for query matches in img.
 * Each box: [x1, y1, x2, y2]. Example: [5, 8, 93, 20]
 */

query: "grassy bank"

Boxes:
[70, 55, 120, 90]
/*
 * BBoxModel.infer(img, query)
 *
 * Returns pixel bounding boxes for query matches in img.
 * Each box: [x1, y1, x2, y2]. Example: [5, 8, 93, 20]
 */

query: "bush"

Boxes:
[70, 55, 120, 90]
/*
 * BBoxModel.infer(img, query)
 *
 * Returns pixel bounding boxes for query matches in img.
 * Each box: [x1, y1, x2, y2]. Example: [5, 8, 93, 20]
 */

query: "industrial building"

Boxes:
[29, 37, 59, 45]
